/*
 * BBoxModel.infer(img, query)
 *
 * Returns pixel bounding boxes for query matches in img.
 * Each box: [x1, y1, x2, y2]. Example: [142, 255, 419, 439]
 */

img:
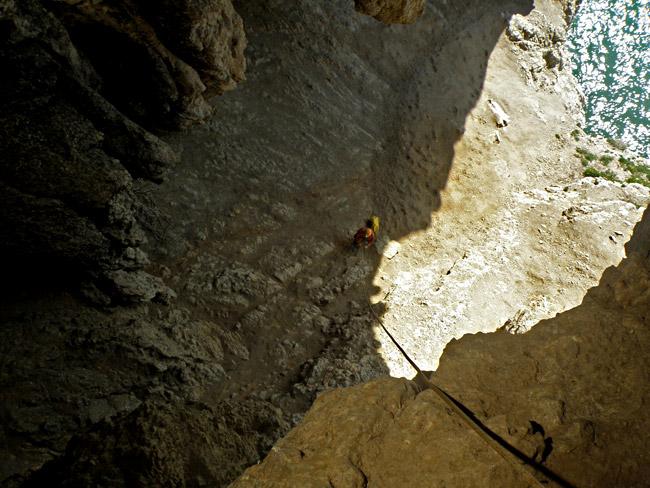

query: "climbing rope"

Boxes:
[368, 296, 576, 488]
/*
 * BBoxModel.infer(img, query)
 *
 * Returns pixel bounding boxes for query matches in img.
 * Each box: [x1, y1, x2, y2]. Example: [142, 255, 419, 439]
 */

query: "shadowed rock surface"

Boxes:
[0, 0, 245, 303]
[0, 0, 428, 301]
[354, 0, 425, 23]
[45, 0, 246, 129]
[23, 400, 288, 488]
[1, 0, 536, 483]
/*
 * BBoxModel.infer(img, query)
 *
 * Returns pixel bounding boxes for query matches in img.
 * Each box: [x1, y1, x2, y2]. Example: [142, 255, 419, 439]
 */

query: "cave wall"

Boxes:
[0, 0, 247, 303]
[0, 0, 425, 304]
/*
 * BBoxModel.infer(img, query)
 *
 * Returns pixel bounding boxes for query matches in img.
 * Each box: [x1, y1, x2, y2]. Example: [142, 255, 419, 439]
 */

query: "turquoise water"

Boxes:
[567, 0, 650, 157]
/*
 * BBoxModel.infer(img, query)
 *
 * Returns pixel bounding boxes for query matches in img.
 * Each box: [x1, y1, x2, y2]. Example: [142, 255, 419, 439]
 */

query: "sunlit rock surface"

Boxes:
[370, 0, 649, 378]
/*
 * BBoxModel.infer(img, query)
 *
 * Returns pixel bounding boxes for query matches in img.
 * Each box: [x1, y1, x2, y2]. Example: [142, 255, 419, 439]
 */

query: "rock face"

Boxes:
[233, 378, 527, 488]
[23, 400, 288, 488]
[0, 0, 246, 302]
[232, 207, 650, 487]
[46, 0, 246, 129]
[0, 304, 234, 484]
[2, 0, 649, 486]
[354, 0, 425, 23]
[367, 0, 649, 379]
[139, 0, 247, 97]
[0, 0, 173, 302]
[0, 0, 424, 303]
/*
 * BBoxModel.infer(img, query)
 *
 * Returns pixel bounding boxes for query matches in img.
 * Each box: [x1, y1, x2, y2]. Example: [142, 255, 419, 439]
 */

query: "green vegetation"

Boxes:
[577, 148, 597, 160]
[606, 138, 627, 151]
[618, 156, 650, 187]
[619, 156, 650, 176]
[575, 147, 650, 188]
[570, 129, 581, 141]
[602, 170, 618, 181]
[583, 166, 618, 182]
[575, 147, 598, 166]
[625, 175, 650, 187]
[599, 154, 614, 165]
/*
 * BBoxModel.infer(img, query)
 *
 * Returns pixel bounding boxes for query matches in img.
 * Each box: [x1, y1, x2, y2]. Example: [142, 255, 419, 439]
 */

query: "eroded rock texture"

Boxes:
[139, 0, 247, 97]
[23, 400, 288, 488]
[1, 0, 531, 482]
[232, 208, 650, 487]
[0, 0, 246, 302]
[355, 0, 425, 23]
[45, 0, 246, 129]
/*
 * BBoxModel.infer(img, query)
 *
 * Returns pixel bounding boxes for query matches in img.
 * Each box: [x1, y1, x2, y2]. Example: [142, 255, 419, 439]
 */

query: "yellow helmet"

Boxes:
[366, 216, 380, 234]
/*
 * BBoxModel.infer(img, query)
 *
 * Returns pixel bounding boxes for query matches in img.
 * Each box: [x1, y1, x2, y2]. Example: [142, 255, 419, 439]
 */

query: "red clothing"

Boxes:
[353, 227, 376, 248]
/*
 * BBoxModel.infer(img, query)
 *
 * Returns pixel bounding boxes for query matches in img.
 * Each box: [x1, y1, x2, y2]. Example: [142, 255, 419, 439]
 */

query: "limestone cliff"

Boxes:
[1, 0, 648, 487]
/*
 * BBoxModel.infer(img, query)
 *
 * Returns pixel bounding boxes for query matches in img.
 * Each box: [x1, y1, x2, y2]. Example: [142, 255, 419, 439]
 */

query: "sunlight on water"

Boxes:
[567, 0, 650, 157]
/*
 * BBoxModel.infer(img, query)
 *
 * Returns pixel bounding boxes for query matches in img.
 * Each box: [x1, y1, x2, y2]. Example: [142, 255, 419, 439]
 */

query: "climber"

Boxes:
[353, 216, 380, 248]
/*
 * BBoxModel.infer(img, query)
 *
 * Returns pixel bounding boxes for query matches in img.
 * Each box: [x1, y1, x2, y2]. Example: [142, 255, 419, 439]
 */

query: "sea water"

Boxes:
[567, 0, 650, 157]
